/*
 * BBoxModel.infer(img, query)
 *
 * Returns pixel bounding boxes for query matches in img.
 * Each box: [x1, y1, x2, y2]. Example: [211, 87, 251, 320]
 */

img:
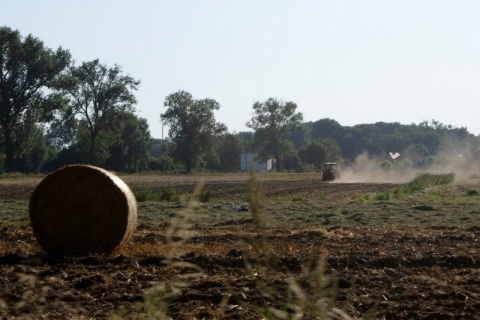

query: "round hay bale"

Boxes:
[29, 165, 137, 256]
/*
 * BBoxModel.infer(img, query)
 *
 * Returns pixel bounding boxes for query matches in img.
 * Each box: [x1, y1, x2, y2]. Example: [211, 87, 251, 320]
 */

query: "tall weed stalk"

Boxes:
[123, 182, 207, 319]
[243, 173, 352, 319]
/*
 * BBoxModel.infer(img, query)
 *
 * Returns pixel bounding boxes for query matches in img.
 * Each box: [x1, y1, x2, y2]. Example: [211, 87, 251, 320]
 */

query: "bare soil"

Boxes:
[0, 173, 479, 319]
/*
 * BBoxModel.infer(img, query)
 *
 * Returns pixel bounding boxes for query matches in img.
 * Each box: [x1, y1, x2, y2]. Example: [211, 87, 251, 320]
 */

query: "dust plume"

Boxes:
[337, 152, 418, 184]
[426, 135, 480, 182]
[337, 139, 480, 184]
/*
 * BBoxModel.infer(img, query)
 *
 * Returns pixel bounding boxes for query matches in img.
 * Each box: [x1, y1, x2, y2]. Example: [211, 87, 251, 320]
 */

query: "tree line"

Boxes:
[1, 26, 478, 174]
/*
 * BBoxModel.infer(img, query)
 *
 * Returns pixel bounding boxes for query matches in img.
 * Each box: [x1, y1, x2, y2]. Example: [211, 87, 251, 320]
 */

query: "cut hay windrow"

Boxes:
[29, 165, 137, 256]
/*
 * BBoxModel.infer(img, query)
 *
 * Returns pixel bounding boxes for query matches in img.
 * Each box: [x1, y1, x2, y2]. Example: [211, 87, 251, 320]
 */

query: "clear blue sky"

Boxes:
[2, 0, 480, 138]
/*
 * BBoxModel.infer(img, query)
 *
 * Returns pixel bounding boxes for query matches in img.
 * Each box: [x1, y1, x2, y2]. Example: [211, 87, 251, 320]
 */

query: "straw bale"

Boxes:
[29, 165, 137, 256]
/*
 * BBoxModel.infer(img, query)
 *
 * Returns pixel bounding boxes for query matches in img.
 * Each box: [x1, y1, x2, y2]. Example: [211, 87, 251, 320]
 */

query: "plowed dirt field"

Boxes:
[0, 173, 479, 319]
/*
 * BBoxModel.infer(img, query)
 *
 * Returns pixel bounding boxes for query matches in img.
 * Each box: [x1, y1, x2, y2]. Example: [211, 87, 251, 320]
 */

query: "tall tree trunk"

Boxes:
[274, 151, 282, 172]
[4, 130, 15, 173]
[89, 134, 97, 165]
[185, 158, 192, 173]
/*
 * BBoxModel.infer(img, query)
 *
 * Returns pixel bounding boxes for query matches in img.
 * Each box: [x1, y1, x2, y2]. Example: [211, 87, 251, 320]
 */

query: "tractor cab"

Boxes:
[322, 162, 340, 181]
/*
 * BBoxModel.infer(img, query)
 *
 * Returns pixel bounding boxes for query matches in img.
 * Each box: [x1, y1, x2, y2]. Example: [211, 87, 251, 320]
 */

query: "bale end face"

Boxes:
[29, 165, 137, 256]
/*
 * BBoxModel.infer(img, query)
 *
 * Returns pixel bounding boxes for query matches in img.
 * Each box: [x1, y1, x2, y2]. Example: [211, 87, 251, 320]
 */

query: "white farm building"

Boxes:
[240, 153, 274, 172]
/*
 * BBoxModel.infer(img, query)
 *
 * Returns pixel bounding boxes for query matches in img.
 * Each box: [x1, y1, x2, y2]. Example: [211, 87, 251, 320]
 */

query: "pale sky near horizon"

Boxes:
[2, 1, 480, 138]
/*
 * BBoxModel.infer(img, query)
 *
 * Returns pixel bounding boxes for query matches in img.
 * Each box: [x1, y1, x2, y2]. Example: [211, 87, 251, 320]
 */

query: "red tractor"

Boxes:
[321, 162, 340, 181]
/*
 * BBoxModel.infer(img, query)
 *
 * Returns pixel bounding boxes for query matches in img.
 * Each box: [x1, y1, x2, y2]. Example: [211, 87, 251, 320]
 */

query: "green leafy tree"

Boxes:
[321, 138, 341, 162]
[160, 90, 227, 172]
[404, 143, 430, 164]
[311, 118, 343, 140]
[217, 133, 243, 172]
[15, 125, 50, 173]
[148, 139, 181, 172]
[202, 147, 221, 171]
[104, 113, 151, 172]
[299, 140, 327, 170]
[236, 131, 254, 152]
[57, 59, 140, 165]
[0, 27, 71, 172]
[149, 139, 161, 158]
[281, 140, 302, 171]
[299, 138, 341, 170]
[47, 103, 78, 150]
[288, 123, 312, 149]
[246, 98, 303, 171]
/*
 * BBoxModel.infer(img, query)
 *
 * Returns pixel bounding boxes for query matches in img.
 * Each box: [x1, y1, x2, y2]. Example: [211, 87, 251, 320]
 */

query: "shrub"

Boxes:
[135, 187, 180, 202]
[395, 172, 454, 197]
[159, 187, 179, 202]
[467, 189, 480, 196]
[196, 189, 212, 203]
[375, 192, 391, 201]
[135, 190, 153, 202]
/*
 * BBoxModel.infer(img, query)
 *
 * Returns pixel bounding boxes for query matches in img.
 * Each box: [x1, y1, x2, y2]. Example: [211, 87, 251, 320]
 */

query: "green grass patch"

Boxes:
[357, 195, 371, 203]
[194, 188, 212, 203]
[135, 187, 180, 202]
[136, 187, 212, 203]
[467, 189, 480, 196]
[394, 172, 454, 198]
[0, 200, 30, 226]
[358, 172, 455, 203]
[374, 193, 391, 201]
[272, 194, 308, 203]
